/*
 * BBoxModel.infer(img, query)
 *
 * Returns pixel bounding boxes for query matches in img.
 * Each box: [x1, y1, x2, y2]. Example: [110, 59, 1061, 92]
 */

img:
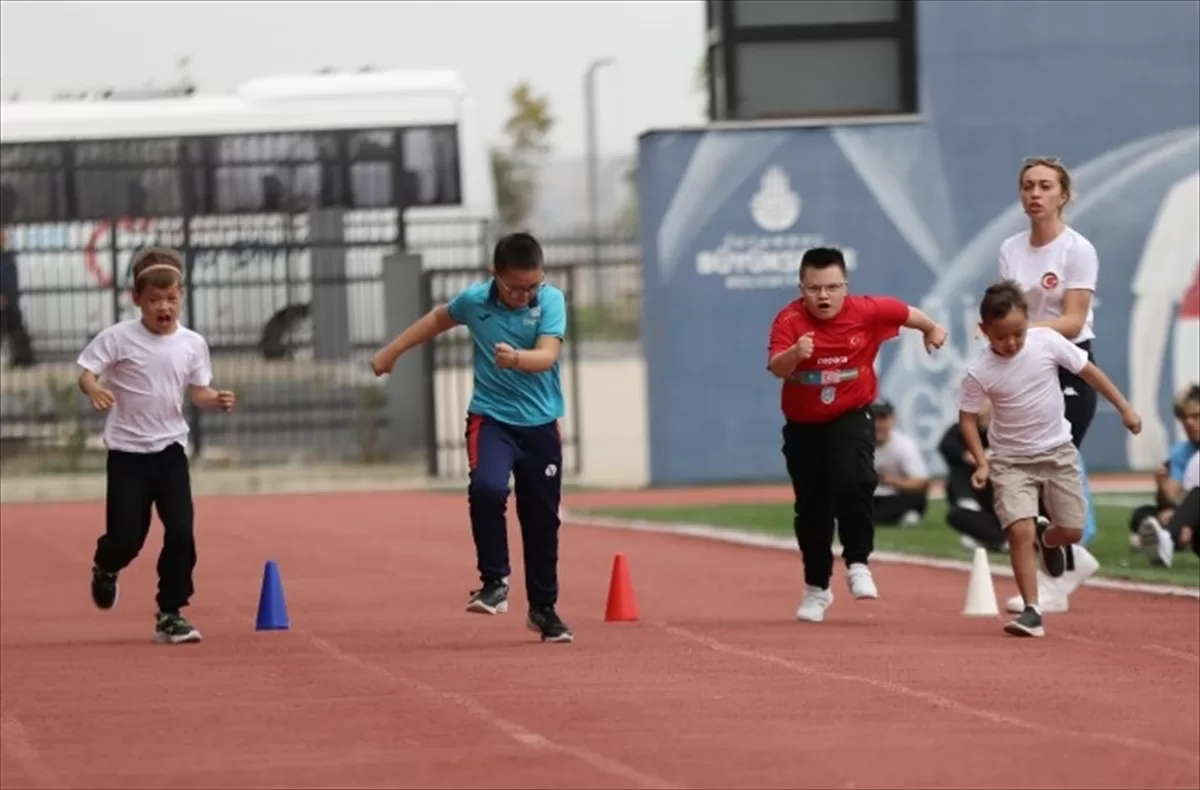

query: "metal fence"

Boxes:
[0, 213, 641, 478]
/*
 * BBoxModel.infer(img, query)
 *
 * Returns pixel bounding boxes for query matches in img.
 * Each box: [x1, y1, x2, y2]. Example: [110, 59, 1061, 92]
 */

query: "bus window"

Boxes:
[74, 139, 183, 219]
[349, 130, 393, 209]
[213, 133, 328, 213]
[0, 144, 67, 224]
[402, 126, 461, 206]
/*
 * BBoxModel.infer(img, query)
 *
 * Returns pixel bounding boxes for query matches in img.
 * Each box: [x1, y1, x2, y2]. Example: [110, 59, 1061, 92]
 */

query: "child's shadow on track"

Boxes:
[5, 635, 172, 650]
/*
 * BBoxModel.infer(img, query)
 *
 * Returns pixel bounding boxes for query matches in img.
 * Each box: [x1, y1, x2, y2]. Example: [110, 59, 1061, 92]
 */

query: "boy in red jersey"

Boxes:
[767, 247, 947, 623]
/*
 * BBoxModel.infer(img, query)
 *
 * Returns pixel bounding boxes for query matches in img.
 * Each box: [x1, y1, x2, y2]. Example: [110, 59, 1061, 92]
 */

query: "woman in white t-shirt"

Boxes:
[997, 156, 1103, 614]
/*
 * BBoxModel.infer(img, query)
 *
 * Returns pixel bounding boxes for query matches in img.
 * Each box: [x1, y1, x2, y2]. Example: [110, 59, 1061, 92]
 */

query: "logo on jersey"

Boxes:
[820, 386, 837, 405]
[849, 333, 864, 348]
[1041, 272, 1059, 290]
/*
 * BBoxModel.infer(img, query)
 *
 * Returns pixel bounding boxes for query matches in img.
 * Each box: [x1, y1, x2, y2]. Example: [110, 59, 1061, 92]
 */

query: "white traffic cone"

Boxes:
[963, 547, 1000, 617]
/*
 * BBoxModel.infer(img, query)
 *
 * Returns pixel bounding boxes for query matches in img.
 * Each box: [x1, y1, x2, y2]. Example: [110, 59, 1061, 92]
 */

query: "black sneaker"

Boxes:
[1036, 518, 1066, 578]
[1003, 606, 1045, 638]
[466, 579, 509, 615]
[154, 612, 202, 644]
[526, 606, 574, 643]
[90, 565, 118, 610]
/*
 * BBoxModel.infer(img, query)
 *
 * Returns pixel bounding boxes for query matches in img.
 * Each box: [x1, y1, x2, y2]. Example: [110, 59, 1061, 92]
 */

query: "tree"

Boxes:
[490, 81, 555, 231]
[615, 163, 639, 238]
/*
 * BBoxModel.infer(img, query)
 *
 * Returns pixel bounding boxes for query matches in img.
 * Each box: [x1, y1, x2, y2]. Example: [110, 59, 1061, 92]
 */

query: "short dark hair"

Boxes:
[493, 232, 544, 272]
[799, 247, 846, 278]
[979, 279, 1028, 323]
[870, 399, 895, 419]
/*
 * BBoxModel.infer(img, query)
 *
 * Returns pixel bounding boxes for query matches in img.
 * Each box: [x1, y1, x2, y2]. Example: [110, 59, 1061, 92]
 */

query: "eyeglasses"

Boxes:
[1022, 156, 1062, 167]
[495, 277, 544, 298]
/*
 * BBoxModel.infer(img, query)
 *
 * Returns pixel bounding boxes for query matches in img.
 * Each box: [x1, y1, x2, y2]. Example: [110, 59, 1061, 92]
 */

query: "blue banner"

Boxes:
[637, 0, 1200, 486]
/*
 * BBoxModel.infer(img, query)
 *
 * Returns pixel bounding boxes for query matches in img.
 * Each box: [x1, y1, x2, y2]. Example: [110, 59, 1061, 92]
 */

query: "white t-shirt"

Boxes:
[77, 319, 213, 454]
[1184, 450, 1200, 492]
[874, 429, 928, 496]
[998, 227, 1099, 344]
[958, 327, 1089, 459]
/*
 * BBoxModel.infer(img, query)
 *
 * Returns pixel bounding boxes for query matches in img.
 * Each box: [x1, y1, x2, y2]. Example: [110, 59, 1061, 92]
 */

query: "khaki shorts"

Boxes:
[990, 442, 1087, 531]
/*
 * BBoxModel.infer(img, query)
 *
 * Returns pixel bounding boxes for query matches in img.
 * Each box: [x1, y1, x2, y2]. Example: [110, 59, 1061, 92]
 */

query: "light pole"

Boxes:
[584, 57, 614, 304]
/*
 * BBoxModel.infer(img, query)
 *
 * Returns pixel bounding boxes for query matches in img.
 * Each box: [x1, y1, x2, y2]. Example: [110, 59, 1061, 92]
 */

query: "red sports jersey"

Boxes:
[767, 295, 910, 423]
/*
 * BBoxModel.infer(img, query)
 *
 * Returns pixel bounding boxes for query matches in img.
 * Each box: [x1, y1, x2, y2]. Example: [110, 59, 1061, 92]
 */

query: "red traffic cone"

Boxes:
[605, 553, 640, 622]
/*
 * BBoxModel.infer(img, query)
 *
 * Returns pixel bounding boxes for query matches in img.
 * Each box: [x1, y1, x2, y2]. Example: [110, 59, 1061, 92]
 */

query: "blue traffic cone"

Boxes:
[255, 560, 290, 631]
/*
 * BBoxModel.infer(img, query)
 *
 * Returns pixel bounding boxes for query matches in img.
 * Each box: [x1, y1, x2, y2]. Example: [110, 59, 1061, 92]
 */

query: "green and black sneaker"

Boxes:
[526, 605, 575, 644]
[154, 612, 202, 645]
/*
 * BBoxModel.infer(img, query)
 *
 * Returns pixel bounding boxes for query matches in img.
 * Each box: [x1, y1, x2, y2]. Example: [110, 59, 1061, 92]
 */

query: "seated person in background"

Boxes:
[871, 400, 931, 526]
[937, 400, 1008, 553]
[1130, 384, 1200, 551]
[1137, 449, 1199, 567]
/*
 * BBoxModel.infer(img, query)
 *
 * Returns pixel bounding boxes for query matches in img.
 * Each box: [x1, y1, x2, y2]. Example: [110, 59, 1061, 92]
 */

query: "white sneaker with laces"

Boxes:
[1006, 571, 1069, 613]
[846, 563, 879, 599]
[796, 585, 833, 622]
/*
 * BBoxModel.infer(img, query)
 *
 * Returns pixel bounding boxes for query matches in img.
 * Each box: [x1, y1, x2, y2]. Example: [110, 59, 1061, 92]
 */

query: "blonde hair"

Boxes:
[1174, 383, 1200, 419]
[130, 246, 184, 293]
[1018, 156, 1074, 216]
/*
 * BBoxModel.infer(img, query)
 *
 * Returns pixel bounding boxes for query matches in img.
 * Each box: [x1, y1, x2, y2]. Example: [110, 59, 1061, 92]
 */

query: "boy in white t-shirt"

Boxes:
[958, 280, 1142, 638]
[77, 247, 236, 645]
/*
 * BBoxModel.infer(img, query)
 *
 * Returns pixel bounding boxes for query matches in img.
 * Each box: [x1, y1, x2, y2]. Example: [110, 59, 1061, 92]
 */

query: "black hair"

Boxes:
[493, 232, 544, 272]
[979, 279, 1028, 323]
[870, 399, 895, 419]
[798, 247, 846, 278]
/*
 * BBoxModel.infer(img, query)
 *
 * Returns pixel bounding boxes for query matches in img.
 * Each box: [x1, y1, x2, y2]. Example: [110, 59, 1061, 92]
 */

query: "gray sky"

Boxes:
[0, 0, 706, 158]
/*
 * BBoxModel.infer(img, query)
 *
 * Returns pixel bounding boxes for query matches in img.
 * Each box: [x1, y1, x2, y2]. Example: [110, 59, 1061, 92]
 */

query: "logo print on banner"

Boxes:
[694, 165, 859, 291]
[821, 385, 837, 405]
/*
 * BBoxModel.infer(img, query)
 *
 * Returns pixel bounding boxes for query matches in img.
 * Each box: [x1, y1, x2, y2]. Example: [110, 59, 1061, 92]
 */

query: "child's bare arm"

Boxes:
[190, 386, 236, 412]
[372, 305, 458, 375]
[1077, 362, 1139, 426]
[78, 369, 101, 396]
[78, 369, 115, 411]
[958, 411, 988, 469]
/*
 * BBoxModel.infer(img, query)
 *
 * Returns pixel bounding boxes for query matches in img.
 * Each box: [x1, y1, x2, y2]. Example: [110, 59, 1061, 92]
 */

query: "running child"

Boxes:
[79, 247, 235, 645]
[371, 232, 573, 644]
[957, 280, 1141, 638]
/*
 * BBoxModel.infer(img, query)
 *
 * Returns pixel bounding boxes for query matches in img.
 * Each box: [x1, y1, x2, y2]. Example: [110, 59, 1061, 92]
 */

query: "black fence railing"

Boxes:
[0, 214, 641, 477]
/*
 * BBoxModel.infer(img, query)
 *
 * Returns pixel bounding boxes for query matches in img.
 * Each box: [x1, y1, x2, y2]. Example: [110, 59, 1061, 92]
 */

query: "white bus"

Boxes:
[0, 68, 497, 360]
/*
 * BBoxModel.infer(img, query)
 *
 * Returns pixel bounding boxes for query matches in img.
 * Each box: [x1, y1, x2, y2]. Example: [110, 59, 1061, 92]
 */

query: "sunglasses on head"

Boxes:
[1022, 156, 1062, 167]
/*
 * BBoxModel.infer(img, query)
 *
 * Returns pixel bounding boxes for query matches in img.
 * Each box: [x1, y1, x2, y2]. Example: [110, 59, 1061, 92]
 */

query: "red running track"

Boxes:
[1, 490, 1197, 789]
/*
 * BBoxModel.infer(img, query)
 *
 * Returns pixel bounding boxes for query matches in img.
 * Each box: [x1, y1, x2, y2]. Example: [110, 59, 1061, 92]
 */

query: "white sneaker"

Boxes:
[1136, 516, 1175, 568]
[1006, 572, 1069, 614]
[796, 585, 834, 622]
[1004, 544, 1101, 614]
[846, 563, 879, 599]
[1062, 544, 1101, 592]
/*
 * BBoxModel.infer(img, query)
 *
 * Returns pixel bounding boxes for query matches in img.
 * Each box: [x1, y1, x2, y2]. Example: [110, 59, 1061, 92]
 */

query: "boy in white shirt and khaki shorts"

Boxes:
[957, 280, 1142, 638]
